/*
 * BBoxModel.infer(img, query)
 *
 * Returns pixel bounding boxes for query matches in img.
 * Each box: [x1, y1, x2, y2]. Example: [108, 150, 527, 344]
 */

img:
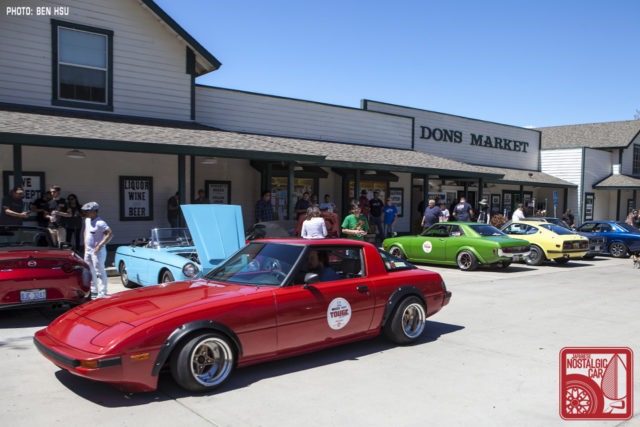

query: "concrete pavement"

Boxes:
[1, 256, 638, 426]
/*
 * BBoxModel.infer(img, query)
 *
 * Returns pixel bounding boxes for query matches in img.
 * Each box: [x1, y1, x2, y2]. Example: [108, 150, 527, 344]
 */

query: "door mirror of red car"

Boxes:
[303, 273, 320, 289]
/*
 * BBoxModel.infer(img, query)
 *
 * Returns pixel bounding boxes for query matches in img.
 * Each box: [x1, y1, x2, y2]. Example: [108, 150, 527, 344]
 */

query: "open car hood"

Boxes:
[180, 204, 245, 272]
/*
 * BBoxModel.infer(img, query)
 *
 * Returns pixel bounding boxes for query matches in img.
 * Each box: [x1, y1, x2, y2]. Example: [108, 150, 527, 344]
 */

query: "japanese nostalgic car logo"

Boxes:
[560, 347, 633, 420]
[27, 260, 37, 267]
[422, 241, 433, 253]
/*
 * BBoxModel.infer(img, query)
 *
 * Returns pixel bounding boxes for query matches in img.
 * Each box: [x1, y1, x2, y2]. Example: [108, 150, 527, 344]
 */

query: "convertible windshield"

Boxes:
[468, 225, 506, 237]
[539, 224, 575, 235]
[0, 227, 52, 247]
[205, 242, 304, 286]
[152, 228, 193, 248]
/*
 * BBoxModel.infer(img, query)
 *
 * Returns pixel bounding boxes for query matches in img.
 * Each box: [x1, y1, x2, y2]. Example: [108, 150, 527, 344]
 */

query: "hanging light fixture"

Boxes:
[294, 165, 304, 171]
[66, 149, 86, 159]
[200, 157, 218, 165]
[363, 170, 376, 175]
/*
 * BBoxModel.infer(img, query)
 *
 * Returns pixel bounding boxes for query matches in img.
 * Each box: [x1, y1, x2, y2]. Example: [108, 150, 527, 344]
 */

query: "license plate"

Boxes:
[573, 243, 580, 249]
[593, 246, 601, 252]
[20, 289, 46, 303]
[512, 255, 520, 260]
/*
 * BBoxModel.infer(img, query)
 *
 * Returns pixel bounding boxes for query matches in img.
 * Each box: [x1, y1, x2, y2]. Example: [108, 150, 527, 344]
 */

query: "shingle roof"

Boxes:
[537, 120, 640, 149]
[480, 166, 576, 188]
[593, 174, 640, 189]
[0, 104, 501, 178]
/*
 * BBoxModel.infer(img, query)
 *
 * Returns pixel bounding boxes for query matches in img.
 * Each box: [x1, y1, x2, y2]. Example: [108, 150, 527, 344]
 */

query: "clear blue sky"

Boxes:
[156, 0, 639, 128]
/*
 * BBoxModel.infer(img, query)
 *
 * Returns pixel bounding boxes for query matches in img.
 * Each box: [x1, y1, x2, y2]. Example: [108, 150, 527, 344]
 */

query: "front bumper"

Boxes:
[34, 329, 159, 392]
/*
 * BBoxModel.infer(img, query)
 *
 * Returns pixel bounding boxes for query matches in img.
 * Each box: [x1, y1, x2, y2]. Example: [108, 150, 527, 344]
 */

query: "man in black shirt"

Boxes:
[1, 187, 30, 225]
[369, 191, 384, 246]
[294, 192, 311, 219]
[46, 185, 69, 245]
[31, 190, 52, 228]
[452, 197, 474, 222]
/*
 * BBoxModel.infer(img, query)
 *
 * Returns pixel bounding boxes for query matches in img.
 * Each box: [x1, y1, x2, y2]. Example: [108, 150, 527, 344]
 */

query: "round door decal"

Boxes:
[327, 298, 352, 330]
[422, 241, 433, 253]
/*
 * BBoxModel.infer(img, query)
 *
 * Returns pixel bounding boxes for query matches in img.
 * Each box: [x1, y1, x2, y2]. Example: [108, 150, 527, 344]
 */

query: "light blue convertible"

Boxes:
[115, 205, 245, 287]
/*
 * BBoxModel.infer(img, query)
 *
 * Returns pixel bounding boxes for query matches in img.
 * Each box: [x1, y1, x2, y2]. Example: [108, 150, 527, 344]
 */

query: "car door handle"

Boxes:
[357, 285, 369, 293]
[149, 258, 155, 261]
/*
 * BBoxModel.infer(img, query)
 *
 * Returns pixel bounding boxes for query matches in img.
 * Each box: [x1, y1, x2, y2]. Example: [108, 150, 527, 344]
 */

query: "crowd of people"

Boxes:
[1, 185, 112, 299]
[254, 190, 398, 245]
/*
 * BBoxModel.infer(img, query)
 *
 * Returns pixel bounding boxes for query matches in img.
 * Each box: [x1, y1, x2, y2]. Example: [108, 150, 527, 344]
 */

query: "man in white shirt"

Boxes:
[512, 203, 526, 222]
[82, 202, 113, 298]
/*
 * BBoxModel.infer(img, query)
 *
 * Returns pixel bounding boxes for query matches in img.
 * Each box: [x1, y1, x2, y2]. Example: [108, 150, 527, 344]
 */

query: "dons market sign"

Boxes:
[420, 126, 531, 153]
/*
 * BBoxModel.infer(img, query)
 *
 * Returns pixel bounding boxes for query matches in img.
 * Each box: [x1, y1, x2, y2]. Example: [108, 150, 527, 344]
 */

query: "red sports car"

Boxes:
[1, 225, 91, 309]
[35, 239, 451, 393]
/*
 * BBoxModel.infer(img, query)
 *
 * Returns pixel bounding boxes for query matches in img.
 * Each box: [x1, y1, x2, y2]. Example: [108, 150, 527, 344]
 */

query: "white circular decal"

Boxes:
[422, 241, 433, 253]
[327, 298, 352, 330]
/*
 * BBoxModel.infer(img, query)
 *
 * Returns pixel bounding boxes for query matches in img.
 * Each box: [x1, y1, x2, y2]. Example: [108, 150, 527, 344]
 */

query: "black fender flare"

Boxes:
[151, 320, 243, 376]
[380, 286, 427, 328]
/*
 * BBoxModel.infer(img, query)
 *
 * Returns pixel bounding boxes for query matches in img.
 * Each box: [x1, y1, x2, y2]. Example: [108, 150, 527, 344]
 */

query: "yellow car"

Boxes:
[500, 221, 589, 265]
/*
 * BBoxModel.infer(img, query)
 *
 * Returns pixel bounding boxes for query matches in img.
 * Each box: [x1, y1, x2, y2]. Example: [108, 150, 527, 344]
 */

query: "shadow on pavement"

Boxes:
[53, 320, 465, 407]
[416, 263, 536, 273]
[0, 305, 72, 329]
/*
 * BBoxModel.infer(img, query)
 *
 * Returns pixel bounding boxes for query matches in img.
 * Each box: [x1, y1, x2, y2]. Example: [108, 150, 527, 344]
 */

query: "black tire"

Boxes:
[161, 270, 175, 283]
[525, 245, 544, 266]
[170, 332, 235, 392]
[119, 261, 137, 289]
[554, 257, 570, 264]
[389, 245, 406, 260]
[383, 296, 427, 345]
[496, 260, 511, 269]
[609, 242, 628, 258]
[456, 250, 478, 271]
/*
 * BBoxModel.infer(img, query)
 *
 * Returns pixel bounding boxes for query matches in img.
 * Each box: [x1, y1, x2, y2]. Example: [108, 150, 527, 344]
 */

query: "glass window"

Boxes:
[596, 224, 612, 232]
[58, 27, 107, 103]
[422, 224, 448, 237]
[539, 224, 575, 235]
[206, 242, 303, 286]
[52, 21, 112, 109]
[447, 225, 465, 237]
[378, 249, 416, 272]
[578, 222, 597, 232]
[633, 144, 640, 175]
[469, 224, 506, 237]
[293, 247, 365, 284]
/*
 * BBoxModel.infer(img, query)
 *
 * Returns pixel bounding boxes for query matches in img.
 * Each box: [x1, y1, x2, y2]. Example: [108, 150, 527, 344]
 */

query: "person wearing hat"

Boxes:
[477, 198, 490, 224]
[0, 186, 30, 225]
[82, 202, 113, 298]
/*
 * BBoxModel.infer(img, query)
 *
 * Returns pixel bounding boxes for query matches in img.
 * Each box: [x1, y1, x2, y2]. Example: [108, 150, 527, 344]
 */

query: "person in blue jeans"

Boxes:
[382, 198, 398, 239]
[369, 191, 384, 246]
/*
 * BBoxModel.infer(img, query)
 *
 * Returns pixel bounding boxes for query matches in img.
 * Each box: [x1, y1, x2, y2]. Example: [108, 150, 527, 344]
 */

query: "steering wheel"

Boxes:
[271, 270, 287, 282]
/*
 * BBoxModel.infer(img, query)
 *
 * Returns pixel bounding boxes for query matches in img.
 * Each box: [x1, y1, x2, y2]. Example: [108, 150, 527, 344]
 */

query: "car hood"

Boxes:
[180, 204, 245, 272]
[74, 279, 263, 327]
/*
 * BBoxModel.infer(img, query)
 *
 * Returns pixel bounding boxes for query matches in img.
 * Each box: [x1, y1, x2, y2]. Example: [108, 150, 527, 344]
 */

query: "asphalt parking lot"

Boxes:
[1, 257, 638, 426]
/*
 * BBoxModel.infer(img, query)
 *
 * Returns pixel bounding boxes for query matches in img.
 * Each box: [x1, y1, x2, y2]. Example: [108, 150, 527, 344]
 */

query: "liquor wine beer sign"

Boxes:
[120, 176, 153, 221]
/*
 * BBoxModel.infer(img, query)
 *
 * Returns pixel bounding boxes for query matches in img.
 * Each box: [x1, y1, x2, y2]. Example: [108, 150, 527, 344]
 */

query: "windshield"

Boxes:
[469, 225, 506, 237]
[152, 228, 193, 248]
[545, 218, 571, 229]
[205, 242, 304, 286]
[0, 227, 52, 247]
[539, 224, 575, 235]
[615, 223, 640, 233]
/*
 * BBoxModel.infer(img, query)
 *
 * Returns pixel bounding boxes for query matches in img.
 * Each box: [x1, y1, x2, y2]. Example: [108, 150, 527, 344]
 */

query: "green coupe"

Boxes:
[382, 222, 531, 271]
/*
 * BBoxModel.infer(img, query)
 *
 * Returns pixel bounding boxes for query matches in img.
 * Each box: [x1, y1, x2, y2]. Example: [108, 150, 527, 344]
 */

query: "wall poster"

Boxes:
[119, 176, 153, 221]
[205, 180, 231, 204]
[389, 187, 404, 217]
[3, 171, 45, 218]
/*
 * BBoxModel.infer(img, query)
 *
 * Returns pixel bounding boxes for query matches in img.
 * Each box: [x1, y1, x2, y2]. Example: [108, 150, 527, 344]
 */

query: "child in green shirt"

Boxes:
[341, 203, 369, 240]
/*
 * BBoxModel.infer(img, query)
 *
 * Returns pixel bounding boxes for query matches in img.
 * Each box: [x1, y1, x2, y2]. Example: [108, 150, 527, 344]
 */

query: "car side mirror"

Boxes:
[302, 272, 320, 289]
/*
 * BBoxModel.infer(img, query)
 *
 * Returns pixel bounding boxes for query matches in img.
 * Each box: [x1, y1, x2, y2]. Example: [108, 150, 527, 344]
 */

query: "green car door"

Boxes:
[410, 224, 448, 262]
[443, 224, 471, 260]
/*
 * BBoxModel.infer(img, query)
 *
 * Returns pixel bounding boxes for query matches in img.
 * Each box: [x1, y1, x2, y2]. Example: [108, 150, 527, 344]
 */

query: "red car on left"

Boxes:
[0, 225, 91, 309]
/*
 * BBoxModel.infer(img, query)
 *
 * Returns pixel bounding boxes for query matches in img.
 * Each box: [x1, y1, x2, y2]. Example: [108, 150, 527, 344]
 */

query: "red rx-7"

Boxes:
[35, 239, 451, 392]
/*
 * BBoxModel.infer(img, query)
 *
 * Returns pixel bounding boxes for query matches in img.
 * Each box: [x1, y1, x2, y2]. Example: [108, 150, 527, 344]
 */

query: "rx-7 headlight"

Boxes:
[182, 263, 199, 278]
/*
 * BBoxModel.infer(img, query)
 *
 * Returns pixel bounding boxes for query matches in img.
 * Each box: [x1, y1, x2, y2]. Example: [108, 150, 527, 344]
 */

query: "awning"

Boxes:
[593, 174, 640, 190]
[482, 167, 577, 188]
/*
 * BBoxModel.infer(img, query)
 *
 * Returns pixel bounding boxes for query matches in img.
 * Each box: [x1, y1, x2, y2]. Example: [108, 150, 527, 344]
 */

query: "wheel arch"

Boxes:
[456, 246, 486, 264]
[381, 287, 427, 329]
[151, 320, 243, 376]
